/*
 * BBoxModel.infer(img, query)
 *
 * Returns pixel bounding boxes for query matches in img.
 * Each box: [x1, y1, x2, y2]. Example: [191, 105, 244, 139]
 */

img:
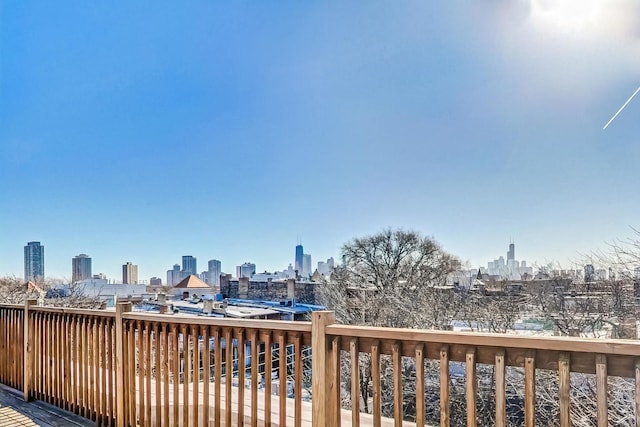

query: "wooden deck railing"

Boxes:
[0, 304, 24, 391]
[1, 302, 640, 426]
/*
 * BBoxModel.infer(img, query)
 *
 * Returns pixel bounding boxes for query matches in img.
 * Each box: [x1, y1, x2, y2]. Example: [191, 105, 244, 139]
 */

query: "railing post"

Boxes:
[115, 302, 132, 427]
[312, 311, 336, 426]
[23, 299, 37, 401]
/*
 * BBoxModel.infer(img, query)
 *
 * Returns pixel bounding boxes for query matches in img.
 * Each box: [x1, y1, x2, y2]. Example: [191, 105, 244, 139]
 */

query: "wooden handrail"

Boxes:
[122, 312, 312, 332]
[325, 324, 640, 356]
[30, 306, 116, 317]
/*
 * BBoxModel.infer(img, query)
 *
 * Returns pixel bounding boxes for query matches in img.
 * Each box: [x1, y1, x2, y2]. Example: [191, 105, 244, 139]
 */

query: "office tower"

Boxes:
[182, 256, 197, 276]
[72, 254, 92, 283]
[303, 254, 312, 277]
[122, 262, 138, 284]
[295, 244, 304, 274]
[507, 243, 515, 261]
[24, 241, 45, 282]
[208, 259, 222, 286]
[149, 277, 162, 286]
[236, 262, 256, 278]
[167, 264, 182, 286]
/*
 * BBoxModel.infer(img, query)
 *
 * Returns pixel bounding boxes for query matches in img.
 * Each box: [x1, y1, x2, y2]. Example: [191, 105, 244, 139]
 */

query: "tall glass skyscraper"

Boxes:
[24, 241, 44, 282]
[295, 244, 304, 275]
[182, 256, 197, 276]
[72, 254, 92, 283]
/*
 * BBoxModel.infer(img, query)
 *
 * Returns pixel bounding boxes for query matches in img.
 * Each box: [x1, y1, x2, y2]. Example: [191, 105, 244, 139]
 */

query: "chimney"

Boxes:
[239, 277, 250, 299]
[159, 304, 173, 315]
[287, 278, 295, 300]
[203, 299, 213, 314]
[158, 294, 166, 304]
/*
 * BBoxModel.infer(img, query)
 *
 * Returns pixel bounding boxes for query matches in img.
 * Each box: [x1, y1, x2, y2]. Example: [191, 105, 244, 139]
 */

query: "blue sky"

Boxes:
[1, 1, 639, 281]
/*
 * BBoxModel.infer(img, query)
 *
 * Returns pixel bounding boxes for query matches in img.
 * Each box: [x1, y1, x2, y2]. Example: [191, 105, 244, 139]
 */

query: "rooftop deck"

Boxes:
[1, 302, 639, 426]
[0, 385, 92, 427]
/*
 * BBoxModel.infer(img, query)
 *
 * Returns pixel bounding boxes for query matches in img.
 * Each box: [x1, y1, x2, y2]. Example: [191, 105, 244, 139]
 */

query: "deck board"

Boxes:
[0, 385, 94, 427]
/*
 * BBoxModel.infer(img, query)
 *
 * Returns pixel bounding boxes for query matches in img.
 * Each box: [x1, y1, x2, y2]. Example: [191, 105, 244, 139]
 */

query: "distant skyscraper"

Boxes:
[166, 264, 184, 286]
[182, 256, 197, 276]
[72, 254, 92, 283]
[149, 277, 162, 286]
[303, 254, 312, 277]
[24, 241, 44, 282]
[208, 259, 222, 286]
[507, 243, 515, 261]
[236, 262, 256, 278]
[122, 262, 138, 284]
[295, 244, 304, 274]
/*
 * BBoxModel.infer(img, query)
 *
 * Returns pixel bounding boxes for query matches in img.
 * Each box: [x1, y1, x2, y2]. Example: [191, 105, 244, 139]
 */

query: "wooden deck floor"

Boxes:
[0, 385, 94, 427]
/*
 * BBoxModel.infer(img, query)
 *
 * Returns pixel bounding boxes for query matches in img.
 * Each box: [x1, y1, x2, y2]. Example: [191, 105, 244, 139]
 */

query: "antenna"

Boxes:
[603, 85, 640, 130]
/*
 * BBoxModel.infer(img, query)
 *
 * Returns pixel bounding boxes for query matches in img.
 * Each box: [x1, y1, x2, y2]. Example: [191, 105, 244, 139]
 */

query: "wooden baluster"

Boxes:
[440, 345, 450, 427]
[558, 352, 571, 427]
[466, 348, 477, 427]
[250, 329, 258, 427]
[182, 324, 189, 427]
[279, 332, 288, 427]
[163, 323, 170, 427]
[137, 321, 145, 427]
[47, 313, 52, 405]
[393, 341, 403, 427]
[108, 319, 115, 424]
[171, 325, 179, 427]
[202, 325, 210, 427]
[495, 350, 506, 427]
[415, 344, 425, 427]
[128, 321, 138, 425]
[214, 327, 222, 426]
[72, 315, 78, 413]
[350, 338, 361, 427]
[225, 327, 233, 427]
[82, 316, 89, 417]
[524, 350, 536, 427]
[155, 323, 162, 426]
[90, 317, 97, 419]
[595, 354, 608, 427]
[120, 318, 129, 427]
[192, 324, 200, 427]
[372, 340, 381, 427]
[237, 329, 245, 426]
[294, 333, 303, 427]
[99, 317, 106, 423]
[333, 336, 342, 426]
[264, 331, 273, 426]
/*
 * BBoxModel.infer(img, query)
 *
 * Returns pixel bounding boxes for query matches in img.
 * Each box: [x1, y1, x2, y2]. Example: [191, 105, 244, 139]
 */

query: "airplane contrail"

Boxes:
[603, 85, 640, 130]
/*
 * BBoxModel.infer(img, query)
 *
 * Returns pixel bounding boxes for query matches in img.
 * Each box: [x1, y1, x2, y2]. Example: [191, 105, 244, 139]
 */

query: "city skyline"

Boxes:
[7, 236, 625, 283]
[1, 2, 639, 281]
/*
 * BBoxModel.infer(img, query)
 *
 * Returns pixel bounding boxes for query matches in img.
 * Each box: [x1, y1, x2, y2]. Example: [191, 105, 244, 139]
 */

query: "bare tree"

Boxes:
[318, 228, 461, 329]
[0, 276, 102, 308]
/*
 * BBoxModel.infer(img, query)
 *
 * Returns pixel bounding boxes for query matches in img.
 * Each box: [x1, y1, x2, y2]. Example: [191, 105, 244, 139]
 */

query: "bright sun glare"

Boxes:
[530, 0, 606, 33]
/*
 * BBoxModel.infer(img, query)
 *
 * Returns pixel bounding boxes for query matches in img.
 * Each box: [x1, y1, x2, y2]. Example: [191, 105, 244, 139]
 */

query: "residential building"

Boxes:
[24, 241, 44, 282]
[122, 262, 138, 284]
[72, 254, 92, 283]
